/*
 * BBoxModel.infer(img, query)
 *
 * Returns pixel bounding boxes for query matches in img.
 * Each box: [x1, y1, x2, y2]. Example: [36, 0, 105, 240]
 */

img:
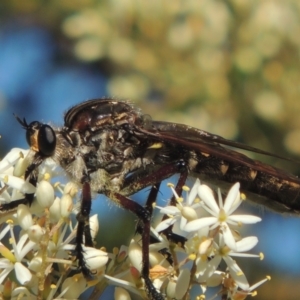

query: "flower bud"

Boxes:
[28, 225, 44, 243]
[36, 180, 55, 208]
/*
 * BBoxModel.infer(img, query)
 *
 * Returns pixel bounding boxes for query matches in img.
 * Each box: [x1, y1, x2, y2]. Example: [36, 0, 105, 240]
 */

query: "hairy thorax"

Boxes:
[53, 127, 156, 194]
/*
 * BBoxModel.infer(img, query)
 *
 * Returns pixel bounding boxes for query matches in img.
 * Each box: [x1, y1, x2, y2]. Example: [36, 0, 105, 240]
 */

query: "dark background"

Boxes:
[0, 1, 300, 299]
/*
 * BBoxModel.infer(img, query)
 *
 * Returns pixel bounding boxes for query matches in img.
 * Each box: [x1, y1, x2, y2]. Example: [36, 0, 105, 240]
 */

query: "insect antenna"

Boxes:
[13, 113, 29, 129]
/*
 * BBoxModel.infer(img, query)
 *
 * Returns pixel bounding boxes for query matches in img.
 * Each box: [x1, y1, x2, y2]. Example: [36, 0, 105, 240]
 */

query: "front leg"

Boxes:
[75, 181, 163, 299]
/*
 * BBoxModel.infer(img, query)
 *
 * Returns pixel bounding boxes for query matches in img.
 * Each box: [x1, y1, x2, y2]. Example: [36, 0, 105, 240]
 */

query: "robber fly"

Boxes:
[4, 98, 300, 300]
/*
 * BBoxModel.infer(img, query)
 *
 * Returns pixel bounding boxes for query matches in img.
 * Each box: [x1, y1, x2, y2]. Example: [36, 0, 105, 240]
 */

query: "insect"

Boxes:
[3, 98, 300, 299]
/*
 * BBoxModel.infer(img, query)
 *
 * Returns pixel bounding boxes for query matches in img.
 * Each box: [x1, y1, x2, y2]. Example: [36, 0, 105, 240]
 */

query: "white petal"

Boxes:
[153, 277, 164, 291]
[49, 197, 61, 222]
[204, 255, 222, 279]
[0, 174, 36, 194]
[184, 217, 217, 232]
[236, 236, 258, 252]
[166, 281, 176, 299]
[229, 215, 261, 224]
[198, 185, 219, 214]
[0, 225, 10, 241]
[28, 255, 42, 272]
[17, 237, 36, 261]
[105, 275, 141, 296]
[61, 243, 75, 251]
[128, 239, 142, 272]
[13, 157, 28, 177]
[195, 257, 208, 276]
[197, 226, 210, 238]
[150, 227, 164, 243]
[60, 194, 73, 218]
[222, 224, 237, 251]
[0, 189, 11, 202]
[149, 251, 169, 268]
[199, 238, 213, 255]
[187, 179, 201, 205]
[206, 271, 223, 287]
[155, 218, 177, 232]
[0, 264, 13, 284]
[223, 256, 249, 290]
[223, 182, 240, 213]
[158, 206, 180, 215]
[175, 268, 190, 299]
[84, 247, 109, 270]
[149, 241, 168, 252]
[63, 182, 78, 197]
[15, 262, 32, 285]
[89, 214, 99, 240]
[179, 216, 187, 230]
[11, 287, 32, 297]
[0, 148, 29, 172]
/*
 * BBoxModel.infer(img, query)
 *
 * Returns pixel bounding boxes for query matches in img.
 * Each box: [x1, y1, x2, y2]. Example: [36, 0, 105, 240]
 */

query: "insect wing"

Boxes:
[137, 120, 300, 185]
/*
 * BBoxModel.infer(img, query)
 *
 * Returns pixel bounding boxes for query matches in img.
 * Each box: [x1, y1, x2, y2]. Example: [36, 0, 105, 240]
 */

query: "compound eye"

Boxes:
[37, 124, 56, 157]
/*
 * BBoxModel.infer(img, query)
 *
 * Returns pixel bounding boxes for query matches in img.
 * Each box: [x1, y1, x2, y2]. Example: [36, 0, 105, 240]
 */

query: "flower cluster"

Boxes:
[0, 148, 113, 299]
[0, 148, 269, 300]
[140, 179, 270, 299]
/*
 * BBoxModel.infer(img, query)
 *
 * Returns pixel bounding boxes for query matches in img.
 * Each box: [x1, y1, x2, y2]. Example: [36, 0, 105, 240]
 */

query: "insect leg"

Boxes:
[121, 160, 188, 197]
[123, 160, 190, 246]
[108, 190, 164, 300]
[75, 181, 94, 277]
[108, 161, 189, 299]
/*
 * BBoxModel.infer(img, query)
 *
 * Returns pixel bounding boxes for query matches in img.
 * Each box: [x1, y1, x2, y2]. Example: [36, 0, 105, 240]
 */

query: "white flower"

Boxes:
[0, 149, 33, 206]
[0, 227, 35, 285]
[184, 183, 261, 250]
[155, 179, 203, 233]
[203, 234, 260, 290]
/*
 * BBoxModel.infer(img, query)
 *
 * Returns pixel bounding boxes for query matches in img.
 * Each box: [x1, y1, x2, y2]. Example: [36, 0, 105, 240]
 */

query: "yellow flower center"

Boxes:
[219, 245, 230, 256]
[218, 208, 227, 222]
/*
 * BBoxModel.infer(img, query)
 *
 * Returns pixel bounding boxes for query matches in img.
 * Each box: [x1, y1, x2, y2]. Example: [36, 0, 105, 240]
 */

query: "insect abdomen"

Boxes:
[189, 152, 300, 214]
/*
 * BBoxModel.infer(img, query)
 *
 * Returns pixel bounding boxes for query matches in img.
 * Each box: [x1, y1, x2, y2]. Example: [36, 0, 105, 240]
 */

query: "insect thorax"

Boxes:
[53, 126, 157, 193]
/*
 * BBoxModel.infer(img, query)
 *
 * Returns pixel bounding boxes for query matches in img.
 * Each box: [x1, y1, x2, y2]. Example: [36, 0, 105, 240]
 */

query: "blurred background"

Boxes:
[0, 0, 300, 299]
